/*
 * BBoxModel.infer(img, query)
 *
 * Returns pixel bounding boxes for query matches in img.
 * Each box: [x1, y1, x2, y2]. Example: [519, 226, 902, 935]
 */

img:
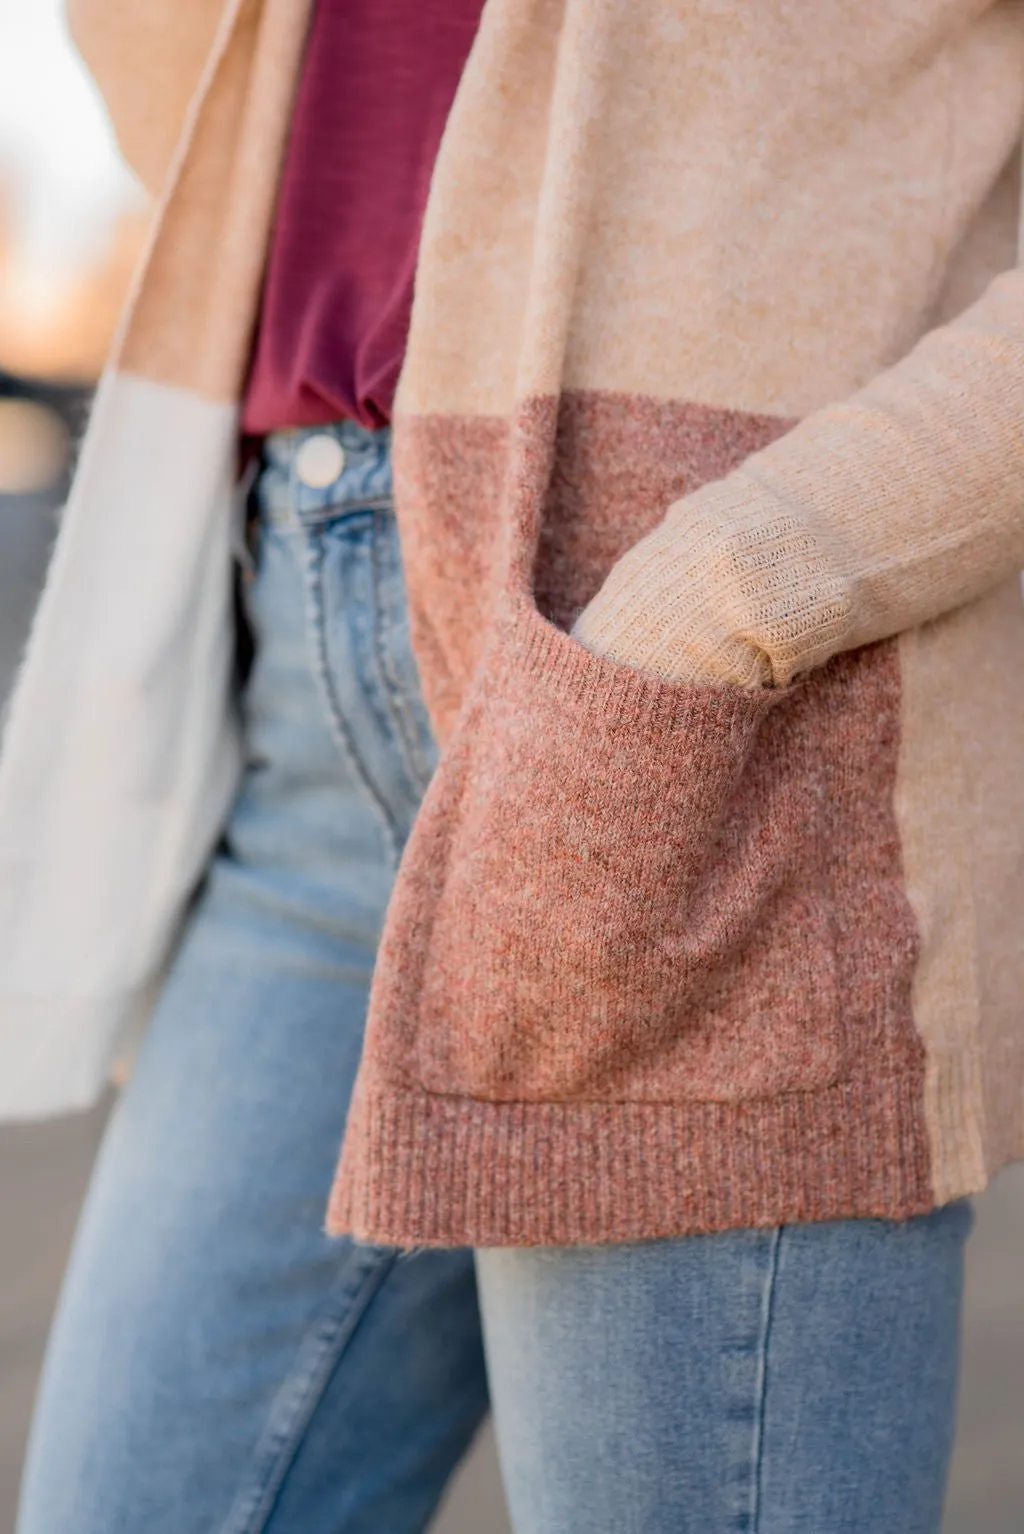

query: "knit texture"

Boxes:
[16, 0, 1024, 1242]
[573, 271, 1024, 689]
[572, 481, 850, 689]
[330, 0, 1024, 1243]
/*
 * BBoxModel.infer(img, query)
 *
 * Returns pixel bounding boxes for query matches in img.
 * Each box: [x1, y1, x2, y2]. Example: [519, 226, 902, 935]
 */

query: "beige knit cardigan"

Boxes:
[1, 0, 1024, 1247]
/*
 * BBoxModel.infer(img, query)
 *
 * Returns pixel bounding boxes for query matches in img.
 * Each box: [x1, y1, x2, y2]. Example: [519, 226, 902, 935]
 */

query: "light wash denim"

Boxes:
[17, 421, 971, 1534]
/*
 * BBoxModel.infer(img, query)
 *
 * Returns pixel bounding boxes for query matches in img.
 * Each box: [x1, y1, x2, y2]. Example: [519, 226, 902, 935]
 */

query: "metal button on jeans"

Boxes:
[295, 433, 346, 488]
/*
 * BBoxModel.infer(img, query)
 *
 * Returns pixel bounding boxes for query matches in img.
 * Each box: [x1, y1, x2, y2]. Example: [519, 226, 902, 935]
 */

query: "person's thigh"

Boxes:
[477, 1202, 971, 1534]
[17, 471, 488, 1534]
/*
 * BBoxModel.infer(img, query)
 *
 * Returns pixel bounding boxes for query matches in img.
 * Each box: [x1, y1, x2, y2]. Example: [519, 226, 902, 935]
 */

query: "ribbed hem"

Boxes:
[924, 1049, 990, 1205]
[328, 1070, 936, 1247]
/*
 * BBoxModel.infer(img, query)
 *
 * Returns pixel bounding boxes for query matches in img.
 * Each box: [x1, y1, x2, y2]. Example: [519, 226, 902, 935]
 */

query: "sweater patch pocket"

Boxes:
[373, 601, 851, 1106]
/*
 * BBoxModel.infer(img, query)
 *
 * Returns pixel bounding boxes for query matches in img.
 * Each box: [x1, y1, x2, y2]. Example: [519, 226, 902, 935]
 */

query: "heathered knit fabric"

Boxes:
[328, 396, 933, 1244]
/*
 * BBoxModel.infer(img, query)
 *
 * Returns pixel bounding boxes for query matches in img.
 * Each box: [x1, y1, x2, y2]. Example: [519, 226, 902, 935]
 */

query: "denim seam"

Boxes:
[216, 1248, 400, 1534]
[370, 512, 436, 798]
[748, 1226, 783, 1533]
[292, 497, 393, 529]
[298, 525, 403, 863]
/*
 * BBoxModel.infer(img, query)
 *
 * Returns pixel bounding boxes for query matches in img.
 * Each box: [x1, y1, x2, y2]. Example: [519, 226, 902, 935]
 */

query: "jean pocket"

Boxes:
[373, 598, 847, 1106]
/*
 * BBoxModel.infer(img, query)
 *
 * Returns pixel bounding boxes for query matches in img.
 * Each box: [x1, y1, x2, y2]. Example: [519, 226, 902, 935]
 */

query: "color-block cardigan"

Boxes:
[2, 0, 1024, 1247]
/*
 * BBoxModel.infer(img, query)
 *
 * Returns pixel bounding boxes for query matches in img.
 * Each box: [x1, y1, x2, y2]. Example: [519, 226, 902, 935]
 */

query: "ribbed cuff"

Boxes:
[923, 1049, 989, 1206]
[572, 476, 853, 690]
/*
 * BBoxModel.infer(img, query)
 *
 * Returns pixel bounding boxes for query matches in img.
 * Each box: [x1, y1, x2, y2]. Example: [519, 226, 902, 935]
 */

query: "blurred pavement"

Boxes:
[1, 492, 1022, 1532]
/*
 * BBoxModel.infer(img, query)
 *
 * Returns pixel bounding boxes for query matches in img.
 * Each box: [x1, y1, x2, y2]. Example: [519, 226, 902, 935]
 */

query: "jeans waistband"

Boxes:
[258, 420, 393, 526]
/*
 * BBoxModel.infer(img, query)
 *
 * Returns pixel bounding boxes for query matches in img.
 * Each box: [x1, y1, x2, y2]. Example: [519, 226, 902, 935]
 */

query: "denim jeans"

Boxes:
[17, 421, 970, 1534]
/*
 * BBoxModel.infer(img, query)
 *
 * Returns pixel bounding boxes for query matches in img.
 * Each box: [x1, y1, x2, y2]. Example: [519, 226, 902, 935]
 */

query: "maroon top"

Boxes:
[243, 0, 484, 433]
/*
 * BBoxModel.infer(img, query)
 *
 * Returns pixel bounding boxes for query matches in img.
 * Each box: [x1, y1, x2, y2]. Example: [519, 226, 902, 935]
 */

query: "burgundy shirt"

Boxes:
[243, 0, 483, 433]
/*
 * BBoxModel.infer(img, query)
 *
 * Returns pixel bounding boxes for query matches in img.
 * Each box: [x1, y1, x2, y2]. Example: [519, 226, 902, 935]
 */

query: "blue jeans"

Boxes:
[18, 422, 970, 1534]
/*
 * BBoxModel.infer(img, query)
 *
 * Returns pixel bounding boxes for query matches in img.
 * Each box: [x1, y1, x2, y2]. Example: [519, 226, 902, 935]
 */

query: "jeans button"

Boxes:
[295, 434, 346, 488]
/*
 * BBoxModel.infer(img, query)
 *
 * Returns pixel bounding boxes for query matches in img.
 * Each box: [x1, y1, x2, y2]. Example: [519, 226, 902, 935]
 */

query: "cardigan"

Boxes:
[1, 0, 1023, 1249]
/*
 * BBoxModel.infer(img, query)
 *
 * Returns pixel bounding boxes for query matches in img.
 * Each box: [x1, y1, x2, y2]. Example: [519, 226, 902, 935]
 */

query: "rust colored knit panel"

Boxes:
[329, 393, 931, 1245]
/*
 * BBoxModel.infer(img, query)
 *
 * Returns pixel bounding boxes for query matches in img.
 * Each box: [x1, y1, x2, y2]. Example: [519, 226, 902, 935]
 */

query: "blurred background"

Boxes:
[0, 0, 143, 702]
[0, 5, 1021, 1532]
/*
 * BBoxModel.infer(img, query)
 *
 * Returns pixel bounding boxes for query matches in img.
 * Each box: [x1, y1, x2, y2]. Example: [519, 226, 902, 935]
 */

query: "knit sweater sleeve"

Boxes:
[572, 266, 1024, 689]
